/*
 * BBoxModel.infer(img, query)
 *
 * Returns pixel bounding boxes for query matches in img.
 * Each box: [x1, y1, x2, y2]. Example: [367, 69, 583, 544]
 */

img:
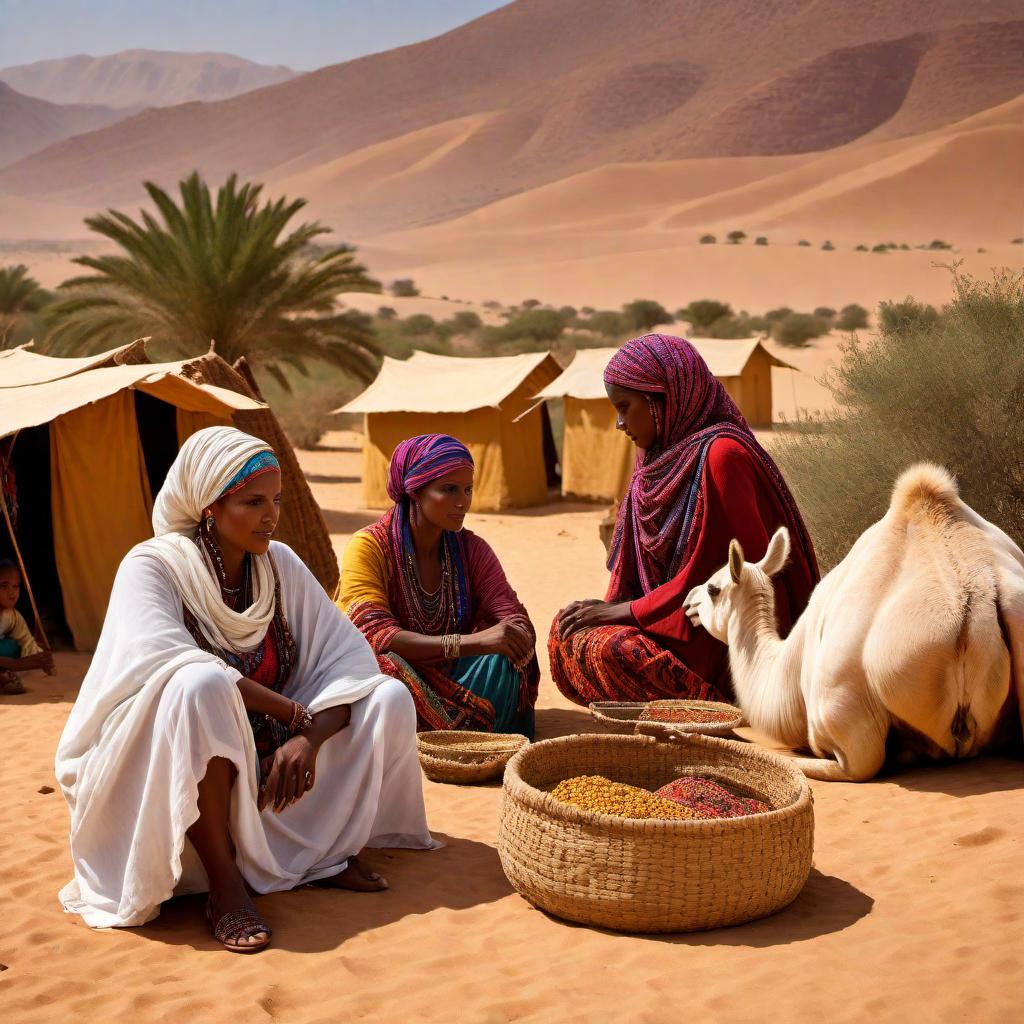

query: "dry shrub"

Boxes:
[772, 268, 1024, 570]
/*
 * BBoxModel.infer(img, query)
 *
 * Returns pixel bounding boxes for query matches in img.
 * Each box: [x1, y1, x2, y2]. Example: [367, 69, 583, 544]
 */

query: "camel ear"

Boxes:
[759, 527, 791, 577]
[728, 539, 745, 583]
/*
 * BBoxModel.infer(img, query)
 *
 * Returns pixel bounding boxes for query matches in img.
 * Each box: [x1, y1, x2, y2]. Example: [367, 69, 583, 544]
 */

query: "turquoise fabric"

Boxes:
[452, 654, 535, 739]
[0, 635, 21, 658]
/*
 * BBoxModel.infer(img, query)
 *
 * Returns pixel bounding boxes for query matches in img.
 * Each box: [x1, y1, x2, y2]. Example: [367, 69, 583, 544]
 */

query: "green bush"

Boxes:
[822, 241, 835, 251]
[699, 234, 716, 244]
[813, 307, 836, 320]
[855, 244, 868, 252]
[447, 310, 483, 333]
[377, 306, 397, 320]
[765, 307, 793, 322]
[400, 313, 436, 335]
[836, 303, 869, 330]
[798, 239, 812, 247]
[772, 269, 1024, 570]
[877, 299, 940, 335]
[872, 244, 889, 253]
[706, 315, 765, 338]
[584, 310, 627, 338]
[727, 230, 747, 244]
[772, 312, 829, 347]
[522, 298, 542, 309]
[391, 278, 419, 297]
[1013, 238, 1024, 245]
[622, 299, 672, 332]
[754, 236, 768, 246]
[927, 240, 953, 250]
[495, 307, 565, 342]
[680, 299, 733, 331]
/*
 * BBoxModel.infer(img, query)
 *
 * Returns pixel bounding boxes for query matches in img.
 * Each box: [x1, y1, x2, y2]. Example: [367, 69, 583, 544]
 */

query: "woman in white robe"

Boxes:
[55, 427, 437, 952]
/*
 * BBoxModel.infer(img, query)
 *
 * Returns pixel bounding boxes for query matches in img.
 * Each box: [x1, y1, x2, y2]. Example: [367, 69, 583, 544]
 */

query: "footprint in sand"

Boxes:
[953, 826, 1004, 847]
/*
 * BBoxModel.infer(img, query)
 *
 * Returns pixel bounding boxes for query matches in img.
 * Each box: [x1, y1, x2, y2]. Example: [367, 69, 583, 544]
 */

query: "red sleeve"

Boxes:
[629, 438, 797, 666]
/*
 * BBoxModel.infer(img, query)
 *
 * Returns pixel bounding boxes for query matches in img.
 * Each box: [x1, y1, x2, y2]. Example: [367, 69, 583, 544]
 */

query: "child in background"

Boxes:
[0, 559, 54, 694]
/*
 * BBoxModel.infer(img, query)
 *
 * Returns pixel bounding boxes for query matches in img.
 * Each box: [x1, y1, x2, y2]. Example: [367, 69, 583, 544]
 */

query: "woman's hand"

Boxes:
[258, 735, 318, 813]
[557, 600, 635, 640]
[469, 620, 534, 667]
[21, 651, 54, 674]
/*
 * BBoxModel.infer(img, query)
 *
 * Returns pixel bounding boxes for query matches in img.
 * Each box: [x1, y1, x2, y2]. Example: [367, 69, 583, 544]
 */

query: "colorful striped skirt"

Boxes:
[548, 616, 727, 706]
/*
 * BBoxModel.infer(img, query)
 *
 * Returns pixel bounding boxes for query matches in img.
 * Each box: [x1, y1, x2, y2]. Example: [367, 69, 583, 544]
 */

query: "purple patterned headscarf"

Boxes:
[603, 334, 816, 598]
[387, 434, 474, 503]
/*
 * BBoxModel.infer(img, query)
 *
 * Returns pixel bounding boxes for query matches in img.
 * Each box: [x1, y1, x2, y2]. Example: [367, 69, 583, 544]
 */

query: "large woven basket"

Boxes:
[417, 731, 529, 784]
[498, 732, 813, 933]
[590, 700, 743, 737]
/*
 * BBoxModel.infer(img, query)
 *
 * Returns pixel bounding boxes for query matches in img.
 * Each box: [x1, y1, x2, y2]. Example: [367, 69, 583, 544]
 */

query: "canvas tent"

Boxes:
[339, 350, 561, 511]
[0, 342, 265, 650]
[536, 340, 796, 502]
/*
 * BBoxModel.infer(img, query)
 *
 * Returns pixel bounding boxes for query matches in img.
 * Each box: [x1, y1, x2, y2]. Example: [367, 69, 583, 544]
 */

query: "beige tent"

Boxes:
[537, 340, 796, 502]
[0, 343, 262, 650]
[339, 350, 561, 511]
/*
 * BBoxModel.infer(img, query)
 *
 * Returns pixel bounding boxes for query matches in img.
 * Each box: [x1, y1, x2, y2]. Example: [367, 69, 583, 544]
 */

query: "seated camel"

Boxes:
[681, 463, 1024, 781]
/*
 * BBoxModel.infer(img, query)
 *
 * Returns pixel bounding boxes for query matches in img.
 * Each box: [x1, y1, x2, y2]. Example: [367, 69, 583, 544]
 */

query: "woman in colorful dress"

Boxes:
[338, 433, 538, 737]
[56, 427, 437, 954]
[550, 333, 818, 705]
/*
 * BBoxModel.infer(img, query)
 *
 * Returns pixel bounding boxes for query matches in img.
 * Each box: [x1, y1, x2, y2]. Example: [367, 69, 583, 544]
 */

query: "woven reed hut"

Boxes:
[537, 340, 796, 503]
[0, 342, 262, 650]
[339, 350, 562, 512]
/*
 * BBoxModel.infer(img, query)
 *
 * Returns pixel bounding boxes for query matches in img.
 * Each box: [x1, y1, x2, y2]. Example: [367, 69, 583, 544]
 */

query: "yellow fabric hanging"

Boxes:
[175, 408, 232, 447]
[50, 392, 154, 650]
[562, 398, 635, 502]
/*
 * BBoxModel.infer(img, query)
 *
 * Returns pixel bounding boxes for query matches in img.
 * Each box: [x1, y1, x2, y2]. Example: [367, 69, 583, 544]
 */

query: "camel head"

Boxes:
[683, 527, 791, 641]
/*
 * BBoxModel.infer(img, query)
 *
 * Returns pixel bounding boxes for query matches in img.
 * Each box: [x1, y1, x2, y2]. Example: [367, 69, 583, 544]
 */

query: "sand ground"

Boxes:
[1, 431, 1023, 1023]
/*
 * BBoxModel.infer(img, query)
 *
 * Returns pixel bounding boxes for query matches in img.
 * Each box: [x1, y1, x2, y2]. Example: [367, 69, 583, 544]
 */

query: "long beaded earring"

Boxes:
[646, 395, 662, 444]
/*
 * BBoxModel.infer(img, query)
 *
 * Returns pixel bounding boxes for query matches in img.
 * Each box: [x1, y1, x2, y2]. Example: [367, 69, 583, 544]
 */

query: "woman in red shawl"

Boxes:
[550, 334, 818, 705]
[338, 434, 538, 736]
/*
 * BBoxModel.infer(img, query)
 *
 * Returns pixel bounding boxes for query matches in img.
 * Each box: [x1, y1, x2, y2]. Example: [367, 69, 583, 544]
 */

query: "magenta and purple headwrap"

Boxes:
[385, 434, 475, 625]
[603, 334, 817, 598]
[386, 434, 475, 503]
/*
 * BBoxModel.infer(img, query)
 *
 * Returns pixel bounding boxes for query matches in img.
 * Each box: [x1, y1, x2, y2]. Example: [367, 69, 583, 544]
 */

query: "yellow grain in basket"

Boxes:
[550, 775, 706, 821]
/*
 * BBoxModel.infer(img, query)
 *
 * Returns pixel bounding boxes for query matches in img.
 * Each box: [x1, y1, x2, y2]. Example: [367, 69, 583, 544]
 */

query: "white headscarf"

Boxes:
[148, 426, 279, 652]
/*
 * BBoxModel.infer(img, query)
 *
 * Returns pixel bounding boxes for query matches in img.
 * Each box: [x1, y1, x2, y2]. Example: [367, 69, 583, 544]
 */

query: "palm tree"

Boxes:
[45, 172, 383, 386]
[0, 265, 50, 349]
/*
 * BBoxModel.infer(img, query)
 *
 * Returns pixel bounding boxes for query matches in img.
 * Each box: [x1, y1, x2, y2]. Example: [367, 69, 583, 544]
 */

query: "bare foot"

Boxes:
[316, 855, 389, 892]
[206, 879, 271, 952]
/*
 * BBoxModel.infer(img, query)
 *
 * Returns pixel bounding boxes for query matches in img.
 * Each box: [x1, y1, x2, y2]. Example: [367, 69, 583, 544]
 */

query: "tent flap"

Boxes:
[50, 391, 155, 650]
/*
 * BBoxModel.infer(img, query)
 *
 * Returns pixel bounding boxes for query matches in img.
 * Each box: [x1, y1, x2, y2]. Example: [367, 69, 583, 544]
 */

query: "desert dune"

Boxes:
[2, 431, 1023, 1022]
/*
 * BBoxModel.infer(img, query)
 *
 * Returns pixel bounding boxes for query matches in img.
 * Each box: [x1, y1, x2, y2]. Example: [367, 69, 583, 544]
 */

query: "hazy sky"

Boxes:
[0, 0, 508, 70]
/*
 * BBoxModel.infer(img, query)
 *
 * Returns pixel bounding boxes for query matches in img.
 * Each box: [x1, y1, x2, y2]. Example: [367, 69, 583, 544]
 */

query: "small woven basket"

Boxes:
[589, 699, 743, 737]
[498, 732, 813, 933]
[416, 731, 529, 785]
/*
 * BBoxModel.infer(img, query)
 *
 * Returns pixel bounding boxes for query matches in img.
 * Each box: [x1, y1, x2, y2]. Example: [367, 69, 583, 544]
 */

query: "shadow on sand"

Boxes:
[140, 832, 512, 954]
[303, 472, 360, 485]
[320, 508, 378, 534]
[541, 868, 873, 948]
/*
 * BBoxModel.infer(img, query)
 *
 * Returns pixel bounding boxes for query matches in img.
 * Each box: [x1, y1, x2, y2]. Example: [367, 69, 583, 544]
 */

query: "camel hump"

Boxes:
[890, 463, 960, 517]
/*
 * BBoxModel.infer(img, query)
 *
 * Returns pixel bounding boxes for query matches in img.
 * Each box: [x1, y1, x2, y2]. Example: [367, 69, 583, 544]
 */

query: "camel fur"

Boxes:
[683, 463, 1024, 781]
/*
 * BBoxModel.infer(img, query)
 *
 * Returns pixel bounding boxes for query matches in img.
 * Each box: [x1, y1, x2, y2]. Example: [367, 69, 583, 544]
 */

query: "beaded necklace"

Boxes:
[400, 530, 458, 636]
[184, 527, 297, 769]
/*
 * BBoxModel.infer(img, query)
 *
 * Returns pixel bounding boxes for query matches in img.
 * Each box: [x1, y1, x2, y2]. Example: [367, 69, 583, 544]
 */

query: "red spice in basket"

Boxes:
[639, 706, 736, 724]
[654, 776, 769, 818]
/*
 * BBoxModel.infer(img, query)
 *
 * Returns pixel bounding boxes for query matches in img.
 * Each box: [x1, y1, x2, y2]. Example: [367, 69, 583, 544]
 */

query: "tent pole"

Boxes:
[1, 431, 52, 652]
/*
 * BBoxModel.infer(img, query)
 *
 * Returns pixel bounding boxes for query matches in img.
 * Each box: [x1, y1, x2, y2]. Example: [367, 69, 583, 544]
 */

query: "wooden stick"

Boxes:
[0, 431, 52, 654]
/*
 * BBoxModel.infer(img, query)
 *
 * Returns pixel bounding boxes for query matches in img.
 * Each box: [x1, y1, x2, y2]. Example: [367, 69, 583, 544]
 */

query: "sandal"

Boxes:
[0, 672, 25, 696]
[205, 901, 272, 954]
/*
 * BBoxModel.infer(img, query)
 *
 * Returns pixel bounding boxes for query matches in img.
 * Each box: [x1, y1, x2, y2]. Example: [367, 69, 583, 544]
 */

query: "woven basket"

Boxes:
[417, 731, 529, 784]
[590, 700, 743, 737]
[498, 732, 813, 933]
